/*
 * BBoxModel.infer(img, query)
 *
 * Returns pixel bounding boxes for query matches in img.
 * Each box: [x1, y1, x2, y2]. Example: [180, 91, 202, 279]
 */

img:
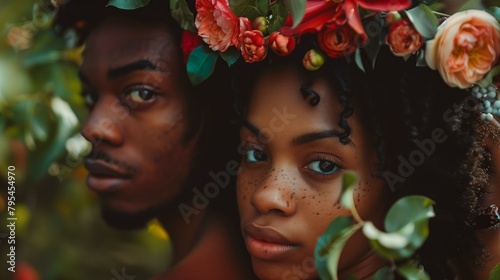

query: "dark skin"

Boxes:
[237, 67, 390, 280]
[80, 16, 253, 279]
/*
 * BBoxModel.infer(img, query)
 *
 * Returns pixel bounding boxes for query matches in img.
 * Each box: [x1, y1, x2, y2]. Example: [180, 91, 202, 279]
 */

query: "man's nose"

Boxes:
[81, 97, 124, 147]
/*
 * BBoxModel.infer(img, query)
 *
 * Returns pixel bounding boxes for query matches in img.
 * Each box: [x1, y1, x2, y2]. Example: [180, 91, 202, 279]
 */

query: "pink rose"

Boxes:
[318, 23, 357, 58]
[195, 0, 239, 52]
[239, 30, 267, 63]
[268, 32, 296, 56]
[303, 49, 325, 71]
[425, 10, 500, 88]
[386, 19, 423, 57]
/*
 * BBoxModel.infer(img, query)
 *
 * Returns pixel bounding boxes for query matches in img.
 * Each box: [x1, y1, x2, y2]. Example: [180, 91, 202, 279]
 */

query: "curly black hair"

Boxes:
[232, 32, 495, 278]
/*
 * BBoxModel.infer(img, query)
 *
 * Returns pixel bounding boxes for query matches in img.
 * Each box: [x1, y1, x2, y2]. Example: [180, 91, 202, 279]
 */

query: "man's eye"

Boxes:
[123, 88, 157, 105]
[245, 149, 268, 163]
[306, 160, 340, 175]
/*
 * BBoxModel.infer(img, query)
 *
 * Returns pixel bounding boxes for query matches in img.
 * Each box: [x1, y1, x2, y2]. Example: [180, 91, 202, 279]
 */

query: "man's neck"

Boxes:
[157, 200, 209, 264]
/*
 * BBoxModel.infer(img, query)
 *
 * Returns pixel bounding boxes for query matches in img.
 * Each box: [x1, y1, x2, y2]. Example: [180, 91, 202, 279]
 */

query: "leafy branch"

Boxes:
[315, 171, 435, 280]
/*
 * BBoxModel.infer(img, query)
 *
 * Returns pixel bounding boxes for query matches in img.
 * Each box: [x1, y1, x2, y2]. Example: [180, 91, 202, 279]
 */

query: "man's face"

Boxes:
[79, 17, 199, 229]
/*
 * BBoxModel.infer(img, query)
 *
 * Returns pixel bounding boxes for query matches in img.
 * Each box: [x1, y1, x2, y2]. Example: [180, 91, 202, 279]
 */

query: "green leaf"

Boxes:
[384, 195, 435, 252]
[372, 267, 395, 280]
[362, 196, 435, 261]
[339, 171, 359, 210]
[229, 0, 268, 19]
[106, 0, 151, 10]
[30, 102, 50, 142]
[486, 7, 500, 23]
[314, 216, 360, 280]
[489, 262, 500, 280]
[355, 49, 365, 73]
[283, 0, 306, 28]
[384, 195, 435, 232]
[397, 261, 430, 280]
[27, 97, 79, 182]
[404, 4, 439, 40]
[268, 1, 289, 33]
[186, 45, 219, 86]
[458, 0, 483, 12]
[170, 0, 197, 32]
[220, 47, 241, 67]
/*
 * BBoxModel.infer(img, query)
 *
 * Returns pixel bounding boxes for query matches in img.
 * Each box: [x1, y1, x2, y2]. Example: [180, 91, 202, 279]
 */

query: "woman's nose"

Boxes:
[250, 168, 297, 217]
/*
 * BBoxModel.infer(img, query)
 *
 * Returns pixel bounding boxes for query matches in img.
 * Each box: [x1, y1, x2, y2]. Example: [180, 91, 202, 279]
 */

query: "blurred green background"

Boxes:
[0, 1, 172, 279]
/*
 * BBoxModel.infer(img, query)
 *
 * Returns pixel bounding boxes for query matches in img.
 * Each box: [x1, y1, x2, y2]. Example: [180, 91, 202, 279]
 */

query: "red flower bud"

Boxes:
[268, 32, 296, 56]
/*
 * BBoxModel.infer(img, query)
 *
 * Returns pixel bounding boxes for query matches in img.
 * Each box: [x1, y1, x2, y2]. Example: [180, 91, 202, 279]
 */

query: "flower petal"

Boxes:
[357, 0, 412, 12]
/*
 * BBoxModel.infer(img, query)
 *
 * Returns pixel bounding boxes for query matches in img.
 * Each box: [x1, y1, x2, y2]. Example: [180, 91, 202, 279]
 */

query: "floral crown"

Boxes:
[170, 0, 500, 121]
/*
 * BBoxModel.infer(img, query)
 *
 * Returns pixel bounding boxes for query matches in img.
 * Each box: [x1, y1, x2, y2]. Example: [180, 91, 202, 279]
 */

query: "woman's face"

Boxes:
[237, 67, 390, 279]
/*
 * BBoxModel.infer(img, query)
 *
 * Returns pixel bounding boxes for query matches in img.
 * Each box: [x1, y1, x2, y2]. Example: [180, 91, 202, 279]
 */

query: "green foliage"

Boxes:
[229, 0, 269, 19]
[170, 0, 197, 32]
[315, 216, 360, 280]
[106, 0, 151, 10]
[283, 0, 306, 28]
[373, 267, 395, 280]
[186, 45, 219, 86]
[397, 260, 430, 280]
[315, 172, 435, 279]
[220, 47, 241, 67]
[268, 1, 289, 33]
[339, 171, 358, 210]
[490, 262, 500, 280]
[486, 6, 500, 22]
[404, 4, 439, 40]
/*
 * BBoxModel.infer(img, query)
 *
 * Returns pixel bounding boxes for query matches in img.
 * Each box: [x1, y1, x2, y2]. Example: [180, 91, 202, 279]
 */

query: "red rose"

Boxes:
[318, 23, 357, 58]
[268, 32, 296, 56]
[239, 30, 267, 63]
[386, 19, 423, 57]
[181, 30, 202, 63]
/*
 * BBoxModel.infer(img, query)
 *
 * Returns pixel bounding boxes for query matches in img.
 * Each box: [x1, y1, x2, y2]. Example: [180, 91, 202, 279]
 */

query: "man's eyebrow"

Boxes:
[293, 130, 354, 146]
[107, 59, 163, 79]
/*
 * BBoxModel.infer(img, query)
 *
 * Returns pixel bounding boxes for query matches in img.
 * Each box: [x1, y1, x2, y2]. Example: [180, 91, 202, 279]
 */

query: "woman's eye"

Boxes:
[123, 88, 157, 105]
[307, 160, 340, 175]
[245, 149, 268, 163]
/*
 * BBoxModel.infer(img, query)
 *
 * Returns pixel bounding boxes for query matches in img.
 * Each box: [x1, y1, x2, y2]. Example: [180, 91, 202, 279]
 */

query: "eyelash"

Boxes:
[305, 154, 343, 177]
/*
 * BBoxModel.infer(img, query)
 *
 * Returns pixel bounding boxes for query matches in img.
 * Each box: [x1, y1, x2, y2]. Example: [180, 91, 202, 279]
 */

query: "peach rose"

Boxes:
[425, 10, 500, 88]
[386, 19, 423, 57]
[268, 32, 296, 56]
[318, 23, 357, 58]
[195, 0, 240, 52]
[239, 30, 267, 63]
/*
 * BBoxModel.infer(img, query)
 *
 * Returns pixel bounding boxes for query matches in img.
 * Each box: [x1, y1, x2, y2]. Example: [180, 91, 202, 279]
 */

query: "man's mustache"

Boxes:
[85, 149, 138, 175]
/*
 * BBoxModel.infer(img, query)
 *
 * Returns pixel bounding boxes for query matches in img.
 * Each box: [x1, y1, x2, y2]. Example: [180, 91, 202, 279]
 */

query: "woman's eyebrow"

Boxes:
[292, 130, 354, 146]
[241, 119, 354, 146]
[241, 119, 261, 138]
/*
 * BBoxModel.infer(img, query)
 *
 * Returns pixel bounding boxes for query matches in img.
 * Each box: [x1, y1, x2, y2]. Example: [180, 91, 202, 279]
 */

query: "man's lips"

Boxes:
[243, 223, 298, 260]
[84, 158, 131, 192]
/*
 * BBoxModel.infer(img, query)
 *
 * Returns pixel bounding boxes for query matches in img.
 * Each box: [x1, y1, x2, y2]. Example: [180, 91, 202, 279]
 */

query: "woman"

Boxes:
[180, 0, 499, 277]
[230, 35, 498, 280]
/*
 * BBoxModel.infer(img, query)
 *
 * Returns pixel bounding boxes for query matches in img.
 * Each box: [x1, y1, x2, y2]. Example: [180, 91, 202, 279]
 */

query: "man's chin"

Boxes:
[100, 206, 159, 230]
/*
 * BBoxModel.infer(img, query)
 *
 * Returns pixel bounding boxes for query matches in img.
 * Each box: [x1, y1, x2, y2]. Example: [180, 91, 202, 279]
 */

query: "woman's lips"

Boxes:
[84, 158, 131, 193]
[244, 223, 298, 260]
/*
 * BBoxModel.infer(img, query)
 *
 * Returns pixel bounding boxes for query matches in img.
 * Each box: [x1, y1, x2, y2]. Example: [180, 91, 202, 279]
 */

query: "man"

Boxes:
[54, 1, 253, 278]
